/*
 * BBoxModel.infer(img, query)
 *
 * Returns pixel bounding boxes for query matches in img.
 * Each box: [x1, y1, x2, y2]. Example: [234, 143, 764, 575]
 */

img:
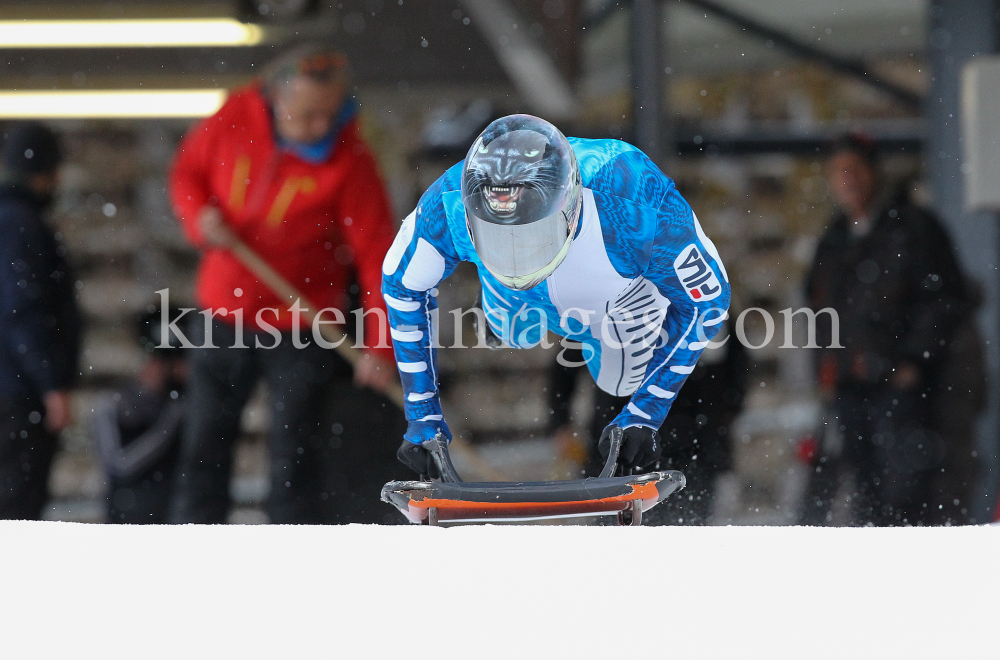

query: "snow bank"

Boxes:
[1, 521, 996, 659]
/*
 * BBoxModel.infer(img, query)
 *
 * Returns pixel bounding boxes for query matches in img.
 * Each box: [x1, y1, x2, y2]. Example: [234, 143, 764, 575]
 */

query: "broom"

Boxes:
[228, 239, 507, 481]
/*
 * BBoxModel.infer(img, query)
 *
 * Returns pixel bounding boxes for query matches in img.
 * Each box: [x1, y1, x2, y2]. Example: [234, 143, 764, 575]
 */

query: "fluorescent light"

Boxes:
[0, 90, 229, 118]
[0, 19, 264, 48]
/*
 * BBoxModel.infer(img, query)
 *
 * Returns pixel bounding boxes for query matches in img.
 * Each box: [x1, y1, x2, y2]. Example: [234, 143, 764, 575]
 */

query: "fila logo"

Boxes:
[674, 244, 722, 302]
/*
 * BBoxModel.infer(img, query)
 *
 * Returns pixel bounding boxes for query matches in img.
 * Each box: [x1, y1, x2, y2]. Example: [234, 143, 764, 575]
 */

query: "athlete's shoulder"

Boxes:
[570, 138, 673, 211]
[416, 161, 463, 211]
[569, 137, 639, 180]
[439, 161, 465, 194]
[401, 160, 465, 257]
[413, 161, 458, 211]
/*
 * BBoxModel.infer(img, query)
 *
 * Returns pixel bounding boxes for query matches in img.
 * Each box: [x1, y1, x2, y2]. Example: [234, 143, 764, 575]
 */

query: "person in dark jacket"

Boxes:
[93, 306, 187, 523]
[0, 122, 81, 520]
[802, 134, 971, 526]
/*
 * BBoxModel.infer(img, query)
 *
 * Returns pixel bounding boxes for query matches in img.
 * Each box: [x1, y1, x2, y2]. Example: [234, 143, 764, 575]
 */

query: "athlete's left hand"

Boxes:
[598, 424, 662, 470]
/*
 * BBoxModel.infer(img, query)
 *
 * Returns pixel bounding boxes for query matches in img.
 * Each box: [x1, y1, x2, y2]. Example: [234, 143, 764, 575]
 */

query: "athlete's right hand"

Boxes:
[397, 440, 439, 479]
[398, 420, 452, 477]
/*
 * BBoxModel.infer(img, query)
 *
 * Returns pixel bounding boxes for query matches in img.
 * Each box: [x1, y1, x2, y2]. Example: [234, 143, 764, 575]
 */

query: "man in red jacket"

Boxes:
[168, 44, 397, 523]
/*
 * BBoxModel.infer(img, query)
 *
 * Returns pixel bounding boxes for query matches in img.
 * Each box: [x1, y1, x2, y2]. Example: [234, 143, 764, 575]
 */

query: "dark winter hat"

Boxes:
[2, 121, 62, 176]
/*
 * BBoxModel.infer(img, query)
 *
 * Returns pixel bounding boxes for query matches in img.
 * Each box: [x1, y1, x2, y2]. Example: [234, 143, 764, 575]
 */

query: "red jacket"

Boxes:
[170, 86, 396, 356]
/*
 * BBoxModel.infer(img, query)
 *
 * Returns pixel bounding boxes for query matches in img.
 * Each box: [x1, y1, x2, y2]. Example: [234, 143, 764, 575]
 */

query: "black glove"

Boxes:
[397, 440, 439, 479]
[598, 424, 662, 471]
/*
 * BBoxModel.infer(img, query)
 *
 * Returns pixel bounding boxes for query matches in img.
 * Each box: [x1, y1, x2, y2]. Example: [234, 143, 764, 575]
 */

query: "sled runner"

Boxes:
[381, 427, 686, 526]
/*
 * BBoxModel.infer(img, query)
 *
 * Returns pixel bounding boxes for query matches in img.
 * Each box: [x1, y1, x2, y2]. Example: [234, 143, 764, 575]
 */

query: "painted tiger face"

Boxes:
[462, 114, 582, 290]
[463, 129, 562, 225]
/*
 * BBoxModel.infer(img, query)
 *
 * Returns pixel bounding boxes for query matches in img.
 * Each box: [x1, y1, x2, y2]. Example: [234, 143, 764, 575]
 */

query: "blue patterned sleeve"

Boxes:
[615, 186, 731, 431]
[381, 177, 463, 445]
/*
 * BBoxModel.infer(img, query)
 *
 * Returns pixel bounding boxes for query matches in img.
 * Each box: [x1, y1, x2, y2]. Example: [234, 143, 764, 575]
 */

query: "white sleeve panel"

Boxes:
[382, 211, 416, 276]
[401, 237, 447, 292]
[693, 211, 729, 283]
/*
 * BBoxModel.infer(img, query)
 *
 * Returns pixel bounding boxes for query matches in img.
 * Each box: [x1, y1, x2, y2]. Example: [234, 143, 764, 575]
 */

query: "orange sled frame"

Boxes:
[381, 429, 686, 526]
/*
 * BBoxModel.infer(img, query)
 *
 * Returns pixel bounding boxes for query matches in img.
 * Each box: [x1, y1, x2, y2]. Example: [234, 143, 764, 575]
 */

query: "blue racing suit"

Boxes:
[381, 138, 730, 446]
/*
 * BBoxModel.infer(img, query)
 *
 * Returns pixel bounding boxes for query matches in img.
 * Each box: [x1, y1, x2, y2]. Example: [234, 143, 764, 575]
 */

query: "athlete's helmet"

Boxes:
[462, 114, 582, 291]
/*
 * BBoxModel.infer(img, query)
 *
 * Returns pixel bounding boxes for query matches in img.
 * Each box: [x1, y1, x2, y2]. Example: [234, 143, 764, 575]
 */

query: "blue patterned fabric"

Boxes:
[382, 138, 730, 445]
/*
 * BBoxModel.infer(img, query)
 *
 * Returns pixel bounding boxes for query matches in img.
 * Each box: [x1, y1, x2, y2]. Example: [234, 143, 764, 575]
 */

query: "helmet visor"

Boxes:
[467, 206, 570, 281]
[461, 116, 581, 289]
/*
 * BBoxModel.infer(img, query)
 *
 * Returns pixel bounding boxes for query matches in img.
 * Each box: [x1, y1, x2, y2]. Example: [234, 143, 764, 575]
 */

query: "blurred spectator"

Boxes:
[801, 134, 978, 526]
[547, 328, 746, 525]
[0, 122, 81, 520]
[93, 306, 187, 523]
[168, 44, 397, 523]
[925, 283, 985, 524]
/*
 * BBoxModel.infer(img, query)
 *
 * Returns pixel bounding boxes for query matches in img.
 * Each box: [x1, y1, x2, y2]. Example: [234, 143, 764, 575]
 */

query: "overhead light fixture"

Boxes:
[0, 19, 264, 48]
[0, 90, 229, 118]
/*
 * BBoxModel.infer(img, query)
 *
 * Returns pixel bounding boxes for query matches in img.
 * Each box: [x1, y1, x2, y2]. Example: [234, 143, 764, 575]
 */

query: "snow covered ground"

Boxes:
[2, 521, 997, 659]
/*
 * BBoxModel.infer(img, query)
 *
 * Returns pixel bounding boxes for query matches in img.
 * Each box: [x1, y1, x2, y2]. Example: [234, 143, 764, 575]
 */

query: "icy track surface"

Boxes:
[1, 522, 997, 659]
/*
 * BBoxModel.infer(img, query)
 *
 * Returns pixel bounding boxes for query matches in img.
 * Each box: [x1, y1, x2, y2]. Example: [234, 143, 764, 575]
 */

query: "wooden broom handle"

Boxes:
[227, 239, 507, 481]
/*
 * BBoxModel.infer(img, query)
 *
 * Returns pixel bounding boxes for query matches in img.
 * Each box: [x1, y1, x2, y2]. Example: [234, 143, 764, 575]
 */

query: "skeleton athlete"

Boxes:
[382, 115, 731, 476]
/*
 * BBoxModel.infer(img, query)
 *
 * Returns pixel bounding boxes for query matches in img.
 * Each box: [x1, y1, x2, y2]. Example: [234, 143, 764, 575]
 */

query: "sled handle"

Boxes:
[598, 426, 624, 479]
[422, 432, 464, 484]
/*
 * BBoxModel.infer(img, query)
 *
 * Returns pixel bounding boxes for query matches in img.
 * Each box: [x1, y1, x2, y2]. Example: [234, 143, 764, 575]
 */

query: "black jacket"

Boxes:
[0, 182, 81, 400]
[806, 198, 968, 388]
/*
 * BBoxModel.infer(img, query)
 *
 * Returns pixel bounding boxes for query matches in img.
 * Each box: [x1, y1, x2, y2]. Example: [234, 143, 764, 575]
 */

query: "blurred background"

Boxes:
[2, 0, 997, 525]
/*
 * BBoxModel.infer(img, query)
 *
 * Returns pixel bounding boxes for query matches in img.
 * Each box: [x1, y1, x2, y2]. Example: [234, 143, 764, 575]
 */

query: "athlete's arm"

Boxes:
[381, 178, 462, 445]
[616, 198, 731, 432]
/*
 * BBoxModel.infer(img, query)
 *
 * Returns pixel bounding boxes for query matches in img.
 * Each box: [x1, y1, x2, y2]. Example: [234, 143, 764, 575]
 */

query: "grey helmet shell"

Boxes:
[462, 114, 582, 291]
